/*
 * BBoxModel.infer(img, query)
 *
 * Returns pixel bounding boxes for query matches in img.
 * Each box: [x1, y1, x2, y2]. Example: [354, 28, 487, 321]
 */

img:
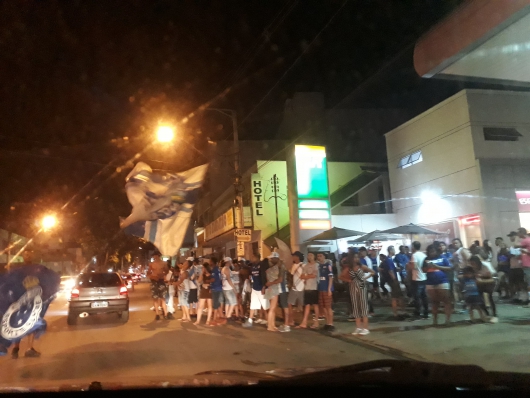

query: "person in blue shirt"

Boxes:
[316, 253, 334, 331]
[460, 266, 487, 322]
[394, 245, 412, 302]
[423, 244, 453, 326]
[379, 248, 404, 318]
[209, 257, 225, 324]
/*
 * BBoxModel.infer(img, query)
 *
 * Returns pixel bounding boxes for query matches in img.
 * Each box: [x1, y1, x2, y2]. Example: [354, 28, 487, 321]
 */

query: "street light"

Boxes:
[41, 215, 57, 231]
[156, 125, 175, 143]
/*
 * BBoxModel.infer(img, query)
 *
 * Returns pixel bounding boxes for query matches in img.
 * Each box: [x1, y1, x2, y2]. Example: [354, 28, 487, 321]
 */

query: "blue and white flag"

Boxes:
[120, 162, 208, 256]
[0, 264, 60, 354]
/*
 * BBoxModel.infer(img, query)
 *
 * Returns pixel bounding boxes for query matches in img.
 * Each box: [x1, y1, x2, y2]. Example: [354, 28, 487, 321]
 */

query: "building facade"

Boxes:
[386, 88, 530, 246]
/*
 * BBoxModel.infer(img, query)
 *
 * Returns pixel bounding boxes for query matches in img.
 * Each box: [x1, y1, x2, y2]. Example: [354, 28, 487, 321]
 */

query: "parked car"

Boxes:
[67, 272, 129, 325]
[123, 274, 135, 291]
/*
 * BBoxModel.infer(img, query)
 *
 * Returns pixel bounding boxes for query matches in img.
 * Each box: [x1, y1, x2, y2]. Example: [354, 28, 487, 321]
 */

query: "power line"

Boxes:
[239, 0, 349, 126]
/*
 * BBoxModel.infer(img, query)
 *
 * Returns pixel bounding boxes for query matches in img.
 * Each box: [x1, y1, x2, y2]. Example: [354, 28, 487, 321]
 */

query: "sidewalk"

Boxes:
[324, 297, 530, 372]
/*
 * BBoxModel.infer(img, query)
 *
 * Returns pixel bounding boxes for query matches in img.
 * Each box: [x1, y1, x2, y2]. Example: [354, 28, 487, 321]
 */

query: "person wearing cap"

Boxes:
[264, 252, 284, 332]
[147, 250, 170, 321]
[221, 257, 238, 322]
[288, 251, 305, 326]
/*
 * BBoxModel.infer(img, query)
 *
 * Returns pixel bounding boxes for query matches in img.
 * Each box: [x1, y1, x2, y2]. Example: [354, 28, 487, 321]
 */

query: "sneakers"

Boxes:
[25, 348, 41, 358]
[166, 313, 175, 320]
[255, 319, 267, 325]
[242, 319, 253, 328]
[155, 315, 160, 321]
[352, 328, 363, 335]
[347, 316, 355, 322]
[358, 329, 370, 336]
[489, 316, 499, 324]
[278, 325, 291, 332]
[323, 324, 335, 332]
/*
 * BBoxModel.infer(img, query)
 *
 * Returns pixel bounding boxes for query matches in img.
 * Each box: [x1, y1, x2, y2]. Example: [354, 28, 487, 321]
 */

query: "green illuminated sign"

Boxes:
[295, 145, 329, 199]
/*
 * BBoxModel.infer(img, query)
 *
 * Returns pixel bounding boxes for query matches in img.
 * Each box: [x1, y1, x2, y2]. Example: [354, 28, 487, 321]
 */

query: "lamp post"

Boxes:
[205, 108, 243, 230]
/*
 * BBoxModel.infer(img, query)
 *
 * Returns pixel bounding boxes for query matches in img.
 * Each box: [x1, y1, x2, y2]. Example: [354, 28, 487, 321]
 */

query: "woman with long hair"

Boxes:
[193, 262, 214, 326]
[483, 240, 494, 262]
[423, 244, 453, 326]
[347, 253, 375, 335]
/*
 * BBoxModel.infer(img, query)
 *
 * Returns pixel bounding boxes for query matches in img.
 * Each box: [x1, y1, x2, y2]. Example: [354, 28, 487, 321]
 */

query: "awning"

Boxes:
[414, 0, 530, 84]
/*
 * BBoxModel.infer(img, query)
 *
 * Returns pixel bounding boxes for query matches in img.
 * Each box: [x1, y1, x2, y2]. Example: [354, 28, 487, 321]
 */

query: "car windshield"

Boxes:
[77, 274, 121, 288]
[1, 0, 529, 392]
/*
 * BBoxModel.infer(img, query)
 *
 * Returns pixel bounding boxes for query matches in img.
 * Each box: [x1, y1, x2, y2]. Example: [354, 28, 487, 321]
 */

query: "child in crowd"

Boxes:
[461, 266, 487, 322]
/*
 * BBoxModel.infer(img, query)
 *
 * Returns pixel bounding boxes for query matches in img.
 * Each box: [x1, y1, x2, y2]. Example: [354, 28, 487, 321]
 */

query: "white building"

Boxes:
[386, 88, 530, 246]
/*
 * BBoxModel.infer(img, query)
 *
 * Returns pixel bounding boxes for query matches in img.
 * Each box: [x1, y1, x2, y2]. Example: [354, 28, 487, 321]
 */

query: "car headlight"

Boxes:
[65, 279, 76, 289]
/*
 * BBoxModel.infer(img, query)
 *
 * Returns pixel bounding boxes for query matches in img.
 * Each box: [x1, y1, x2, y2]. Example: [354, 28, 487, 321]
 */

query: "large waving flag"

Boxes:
[120, 162, 207, 256]
[0, 264, 60, 354]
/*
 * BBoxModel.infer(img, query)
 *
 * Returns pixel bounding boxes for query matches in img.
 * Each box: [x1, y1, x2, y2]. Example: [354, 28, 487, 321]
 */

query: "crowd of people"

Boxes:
[146, 227, 530, 335]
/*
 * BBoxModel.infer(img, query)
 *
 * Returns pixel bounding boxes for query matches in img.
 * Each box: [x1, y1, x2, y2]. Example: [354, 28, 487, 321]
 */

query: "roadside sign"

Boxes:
[237, 241, 245, 257]
[234, 228, 252, 242]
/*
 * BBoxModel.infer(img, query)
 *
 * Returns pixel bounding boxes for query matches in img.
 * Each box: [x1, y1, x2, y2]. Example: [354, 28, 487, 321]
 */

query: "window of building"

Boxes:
[398, 150, 422, 169]
[483, 127, 522, 141]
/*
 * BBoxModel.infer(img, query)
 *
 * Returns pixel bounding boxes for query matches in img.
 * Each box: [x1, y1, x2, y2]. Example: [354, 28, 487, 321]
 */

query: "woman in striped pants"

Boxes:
[348, 253, 375, 336]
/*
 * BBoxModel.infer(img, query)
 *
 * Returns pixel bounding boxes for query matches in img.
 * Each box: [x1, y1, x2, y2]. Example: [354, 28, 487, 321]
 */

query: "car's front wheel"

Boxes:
[67, 311, 78, 325]
[119, 310, 129, 322]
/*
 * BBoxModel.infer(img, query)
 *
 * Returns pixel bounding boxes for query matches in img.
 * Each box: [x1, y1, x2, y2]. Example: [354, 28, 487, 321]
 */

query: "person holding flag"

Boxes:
[0, 249, 60, 358]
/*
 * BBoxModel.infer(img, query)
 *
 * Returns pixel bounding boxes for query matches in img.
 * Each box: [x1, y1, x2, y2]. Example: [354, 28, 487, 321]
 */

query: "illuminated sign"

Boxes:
[298, 200, 329, 209]
[516, 191, 530, 212]
[295, 145, 329, 199]
[299, 220, 331, 230]
[461, 215, 480, 226]
[251, 175, 264, 217]
[294, 145, 331, 229]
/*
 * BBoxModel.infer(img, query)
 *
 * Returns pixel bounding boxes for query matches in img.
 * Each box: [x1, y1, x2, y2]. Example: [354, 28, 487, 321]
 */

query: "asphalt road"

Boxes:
[0, 282, 394, 388]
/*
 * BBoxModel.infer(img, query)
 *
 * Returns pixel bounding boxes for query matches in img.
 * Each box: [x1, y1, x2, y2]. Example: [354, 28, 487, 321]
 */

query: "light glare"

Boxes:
[41, 215, 57, 230]
[156, 125, 175, 143]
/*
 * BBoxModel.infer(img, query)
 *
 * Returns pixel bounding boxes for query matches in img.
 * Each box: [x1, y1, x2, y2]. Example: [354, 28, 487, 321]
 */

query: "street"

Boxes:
[0, 282, 391, 388]
[2, 282, 530, 389]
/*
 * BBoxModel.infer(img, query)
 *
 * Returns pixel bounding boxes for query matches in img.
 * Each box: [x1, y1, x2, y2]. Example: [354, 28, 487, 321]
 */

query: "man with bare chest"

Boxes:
[147, 251, 169, 320]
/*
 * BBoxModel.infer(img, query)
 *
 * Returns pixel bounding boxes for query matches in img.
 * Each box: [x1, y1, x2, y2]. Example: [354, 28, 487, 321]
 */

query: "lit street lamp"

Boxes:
[41, 215, 57, 231]
[156, 125, 175, 143]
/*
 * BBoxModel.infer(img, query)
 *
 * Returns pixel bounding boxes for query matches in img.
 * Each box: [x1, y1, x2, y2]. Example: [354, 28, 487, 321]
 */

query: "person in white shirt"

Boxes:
[288, 251, 305, 326]
[407, 241, 428, 319]
[188, 258, 199, 317]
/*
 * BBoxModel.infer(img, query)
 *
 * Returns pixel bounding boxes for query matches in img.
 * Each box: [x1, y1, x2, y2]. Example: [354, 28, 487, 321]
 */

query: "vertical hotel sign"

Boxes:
[294, 145, 331, 230]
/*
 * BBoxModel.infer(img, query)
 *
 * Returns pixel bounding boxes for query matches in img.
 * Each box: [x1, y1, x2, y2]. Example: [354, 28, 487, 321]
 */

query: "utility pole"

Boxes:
[206, 108, 244, 230]
[272, 174, 280, 237]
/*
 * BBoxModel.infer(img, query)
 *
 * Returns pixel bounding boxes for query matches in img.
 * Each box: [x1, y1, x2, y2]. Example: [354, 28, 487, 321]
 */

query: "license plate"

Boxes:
[91, 302, 108, 308]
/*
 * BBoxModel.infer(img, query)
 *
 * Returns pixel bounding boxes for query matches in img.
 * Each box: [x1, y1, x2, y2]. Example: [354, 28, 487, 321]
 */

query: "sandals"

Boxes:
[295, 325, 307, 329]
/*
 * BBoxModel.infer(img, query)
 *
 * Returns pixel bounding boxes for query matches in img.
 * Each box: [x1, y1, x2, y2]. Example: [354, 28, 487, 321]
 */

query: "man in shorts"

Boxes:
[221, 257, 238, 322]
[147, 250, 169, 321]
[188, 258, 199, 316]
[317, 253, 334, 331]
[210, 257, 225, 324]
[288, 251, 305, 326]
[242, 253, 269, 328]
[298, 252, 319, 329]
[275, 254, 290, 333]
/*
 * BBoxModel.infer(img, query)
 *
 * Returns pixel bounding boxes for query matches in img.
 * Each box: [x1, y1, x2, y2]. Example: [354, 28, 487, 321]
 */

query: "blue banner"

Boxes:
[0, 264, 60, 355]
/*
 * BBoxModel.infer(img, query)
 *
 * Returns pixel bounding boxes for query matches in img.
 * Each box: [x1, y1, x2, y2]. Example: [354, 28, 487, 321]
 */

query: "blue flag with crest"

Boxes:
[0, 264, 60, 355]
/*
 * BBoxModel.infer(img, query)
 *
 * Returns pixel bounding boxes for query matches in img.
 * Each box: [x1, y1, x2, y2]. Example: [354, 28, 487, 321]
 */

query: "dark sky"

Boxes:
[0, 0, 463, 249]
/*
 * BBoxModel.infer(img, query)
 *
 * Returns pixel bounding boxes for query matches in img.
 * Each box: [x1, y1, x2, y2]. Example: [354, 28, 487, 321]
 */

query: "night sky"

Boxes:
[0, 0, 464, 255]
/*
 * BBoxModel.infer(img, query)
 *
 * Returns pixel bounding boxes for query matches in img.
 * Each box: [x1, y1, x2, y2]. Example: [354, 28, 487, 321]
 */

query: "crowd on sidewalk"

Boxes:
[146, 227, 530, 335]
